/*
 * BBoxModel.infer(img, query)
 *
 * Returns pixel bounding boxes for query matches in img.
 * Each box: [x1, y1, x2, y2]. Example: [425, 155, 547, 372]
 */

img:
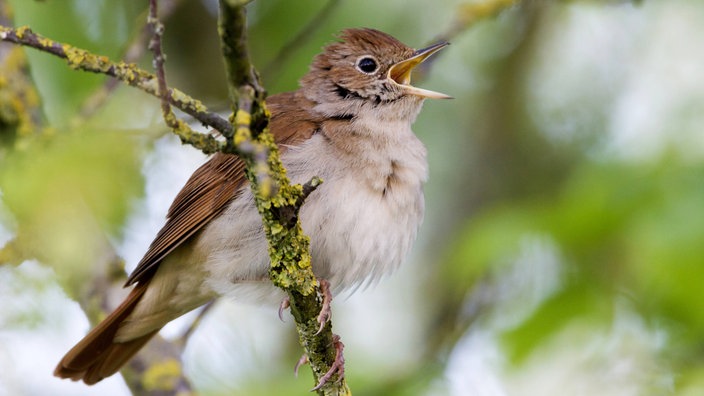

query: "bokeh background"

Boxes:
[1, 0, 703, 395]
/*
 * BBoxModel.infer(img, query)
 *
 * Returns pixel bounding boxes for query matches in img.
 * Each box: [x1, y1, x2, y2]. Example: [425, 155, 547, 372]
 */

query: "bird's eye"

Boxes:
[356, 56, 379, 74]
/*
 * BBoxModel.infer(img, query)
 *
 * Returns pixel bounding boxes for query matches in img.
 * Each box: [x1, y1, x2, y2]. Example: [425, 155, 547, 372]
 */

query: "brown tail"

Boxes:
[54, 282, 160, 385]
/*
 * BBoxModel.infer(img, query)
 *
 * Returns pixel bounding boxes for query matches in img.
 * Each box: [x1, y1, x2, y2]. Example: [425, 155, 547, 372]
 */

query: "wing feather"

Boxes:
[125, 92, 321, 286]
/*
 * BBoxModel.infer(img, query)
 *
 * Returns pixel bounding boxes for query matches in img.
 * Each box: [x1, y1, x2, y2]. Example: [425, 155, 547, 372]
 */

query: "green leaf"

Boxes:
[0, 128, 143, 287]
[501, 281, 613, 365]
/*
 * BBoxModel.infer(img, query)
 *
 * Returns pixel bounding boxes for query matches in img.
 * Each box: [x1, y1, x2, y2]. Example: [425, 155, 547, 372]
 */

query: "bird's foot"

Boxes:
[311, 334, 345, 391]
[316, 278, 333, 334]
[278, 278, 331, 329]
[294, 354, 309, 377]
[292, 335, 345, 390]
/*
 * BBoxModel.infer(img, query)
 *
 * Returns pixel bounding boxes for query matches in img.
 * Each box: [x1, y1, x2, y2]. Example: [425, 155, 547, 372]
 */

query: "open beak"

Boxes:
[388, 41, 452, 99]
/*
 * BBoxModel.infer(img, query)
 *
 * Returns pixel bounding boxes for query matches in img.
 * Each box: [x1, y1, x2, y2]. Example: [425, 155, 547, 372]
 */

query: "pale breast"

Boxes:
[201, 121, 428, 299]
[286, 126, 428, 292]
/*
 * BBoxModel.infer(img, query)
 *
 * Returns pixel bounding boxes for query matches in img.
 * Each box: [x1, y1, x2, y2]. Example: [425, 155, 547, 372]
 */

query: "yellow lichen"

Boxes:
[60, 45, 113, 73]
[172, 88, 207, 113]
[0, 46, 41, 138]
[235, 108, 251, 126]
[15, 25, 29, 39]
[234, 126, 251, 145]
[142, 359, 182, 391]
[62, 45, 85, 70]
[37, 37, 54, 48]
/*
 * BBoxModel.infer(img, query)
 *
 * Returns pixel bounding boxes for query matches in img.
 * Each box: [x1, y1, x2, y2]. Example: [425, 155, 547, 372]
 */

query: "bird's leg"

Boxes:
[295, 334, 345, 390]
[311, 334, 345, 391]
[279, 279, 333, 330]
[294, 354, 309, 377]
[286, 278, 343, 388]
[316, 278, 333, 334]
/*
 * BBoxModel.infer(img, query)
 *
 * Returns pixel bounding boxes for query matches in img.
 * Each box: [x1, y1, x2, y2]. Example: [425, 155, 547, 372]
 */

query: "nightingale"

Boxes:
[54, 28, 449, 385]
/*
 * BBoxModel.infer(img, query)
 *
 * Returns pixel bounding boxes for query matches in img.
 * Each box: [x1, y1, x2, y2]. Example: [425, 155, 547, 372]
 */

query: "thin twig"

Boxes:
[0, 25, 230, 154]
[79, 0, 182, 118]
[148, 0, 190, 140]
[217, 2, 345, 394]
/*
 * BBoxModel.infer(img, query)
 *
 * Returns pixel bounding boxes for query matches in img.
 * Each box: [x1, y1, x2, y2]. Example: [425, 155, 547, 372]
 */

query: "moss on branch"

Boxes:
[217, 2, 347, 394]
[0, 37, 42, 143]
[1, 3, 350, 392]
[0, 24, 230, 154]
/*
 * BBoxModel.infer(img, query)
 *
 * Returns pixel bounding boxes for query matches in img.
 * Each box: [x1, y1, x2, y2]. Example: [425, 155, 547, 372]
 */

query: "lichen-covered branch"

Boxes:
[146, 0, 205, 152]
[0, 24, 229, 154]
[1, 2, 346, 392]
[0, 5, 43, 144]
[217, 2, 347, 395]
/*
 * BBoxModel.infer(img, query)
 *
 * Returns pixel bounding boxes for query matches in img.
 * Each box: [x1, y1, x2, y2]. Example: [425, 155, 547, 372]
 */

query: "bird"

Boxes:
[54, 27, 449, 385]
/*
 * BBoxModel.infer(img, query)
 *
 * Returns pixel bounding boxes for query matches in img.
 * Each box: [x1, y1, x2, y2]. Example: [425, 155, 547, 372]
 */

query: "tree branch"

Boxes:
[1, 2, 347, 392]
[0, 7, 43, 143]
[0, 24, 229, 154]
[146, 0, 206, 150]
[217, 2, 347, 395]
[0, 10, 195, 391]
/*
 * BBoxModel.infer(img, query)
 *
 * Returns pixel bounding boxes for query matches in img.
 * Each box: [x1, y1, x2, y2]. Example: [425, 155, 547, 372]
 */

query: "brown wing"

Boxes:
[54, 282, 154, 383]
[125, 92, 321, 286]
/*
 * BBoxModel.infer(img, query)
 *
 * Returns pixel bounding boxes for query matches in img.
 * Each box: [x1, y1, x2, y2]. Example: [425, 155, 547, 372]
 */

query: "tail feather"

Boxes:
[54, 282, 160, 385]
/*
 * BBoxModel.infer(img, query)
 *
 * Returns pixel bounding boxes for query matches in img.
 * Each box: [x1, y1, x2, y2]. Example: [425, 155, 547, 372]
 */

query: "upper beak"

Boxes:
[388, 41, 451, 99]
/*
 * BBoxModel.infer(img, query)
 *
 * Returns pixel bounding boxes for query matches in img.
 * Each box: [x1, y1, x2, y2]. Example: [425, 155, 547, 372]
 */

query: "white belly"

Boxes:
[201, 127, 427, 300]
[300, 167, 424, 291]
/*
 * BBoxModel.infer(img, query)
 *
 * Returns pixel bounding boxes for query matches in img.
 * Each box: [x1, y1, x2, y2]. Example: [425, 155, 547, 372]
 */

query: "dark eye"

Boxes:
[356, 56, 378, 74]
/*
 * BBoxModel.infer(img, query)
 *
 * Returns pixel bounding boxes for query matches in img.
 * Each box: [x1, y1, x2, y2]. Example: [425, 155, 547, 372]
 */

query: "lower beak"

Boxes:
[388, 41, 452, 99]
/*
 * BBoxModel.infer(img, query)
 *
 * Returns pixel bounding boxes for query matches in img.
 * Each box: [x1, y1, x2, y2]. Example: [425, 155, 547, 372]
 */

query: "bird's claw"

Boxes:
[316, 279, 333, 335]
[294, 354, 309, 377]
[311, 334, 345, 391]
[278, 296, 290, 322]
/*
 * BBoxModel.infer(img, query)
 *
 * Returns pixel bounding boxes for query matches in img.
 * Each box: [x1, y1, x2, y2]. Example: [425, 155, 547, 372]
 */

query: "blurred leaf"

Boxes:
[0, 129, 143, 287]
[545, 163, 658, 257]
[448, 157, 704, 368]
[501, 281, 613, 364]
[678, 365, 704, 396]
[0, 260, 61, 328]
[446, 203, 545, 283]
[625, 163, 704, 340]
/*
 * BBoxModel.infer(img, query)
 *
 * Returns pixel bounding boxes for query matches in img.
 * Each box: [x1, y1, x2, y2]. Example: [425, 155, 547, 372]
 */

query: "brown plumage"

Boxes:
[54, 28, 448, 385]
[53, 282, 154, 384]
[53, 93, 320, 383]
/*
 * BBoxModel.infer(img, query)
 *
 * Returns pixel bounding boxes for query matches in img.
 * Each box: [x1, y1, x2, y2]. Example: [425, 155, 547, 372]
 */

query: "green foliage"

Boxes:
[0, 129, 143, 288]
[448, 157, 704, 382]
[3, 0, 704, 394]
[501, 282, 613, 364]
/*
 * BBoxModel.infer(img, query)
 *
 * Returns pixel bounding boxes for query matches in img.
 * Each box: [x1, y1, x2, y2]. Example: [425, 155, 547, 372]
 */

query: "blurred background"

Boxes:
[1, 0, 703, 395]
